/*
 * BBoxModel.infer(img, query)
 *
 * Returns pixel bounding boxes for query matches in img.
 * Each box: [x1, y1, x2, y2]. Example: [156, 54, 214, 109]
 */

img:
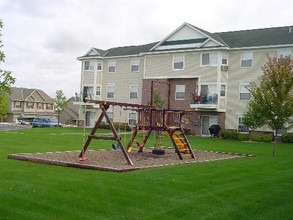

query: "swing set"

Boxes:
[79, 99, 195, 166]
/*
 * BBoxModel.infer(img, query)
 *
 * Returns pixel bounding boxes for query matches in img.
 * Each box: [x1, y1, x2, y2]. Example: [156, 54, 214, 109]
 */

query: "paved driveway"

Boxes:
[0, 123, 31, 131]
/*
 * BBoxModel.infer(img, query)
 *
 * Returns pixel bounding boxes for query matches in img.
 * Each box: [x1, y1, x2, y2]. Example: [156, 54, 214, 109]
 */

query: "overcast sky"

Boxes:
[1, 0, 293, 98]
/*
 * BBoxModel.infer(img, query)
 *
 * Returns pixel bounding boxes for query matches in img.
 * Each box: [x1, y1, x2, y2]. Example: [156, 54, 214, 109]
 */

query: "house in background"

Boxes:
[59, 97, 81, 126]
[6, 87, 55, 123]
[75, 22, 293, 135]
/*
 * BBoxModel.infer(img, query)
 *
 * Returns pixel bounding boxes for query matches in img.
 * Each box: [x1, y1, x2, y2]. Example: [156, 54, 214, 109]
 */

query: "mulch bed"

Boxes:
[8, 148, 253, 172]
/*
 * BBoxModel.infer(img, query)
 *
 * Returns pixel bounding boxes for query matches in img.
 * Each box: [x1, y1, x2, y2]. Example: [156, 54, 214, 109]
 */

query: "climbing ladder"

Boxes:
[164, 125, 195, 160]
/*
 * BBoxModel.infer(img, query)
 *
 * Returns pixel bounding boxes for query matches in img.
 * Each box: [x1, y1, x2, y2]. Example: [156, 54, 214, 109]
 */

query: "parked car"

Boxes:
[32, 117, 61, 128]
[17, 116, 35, 125]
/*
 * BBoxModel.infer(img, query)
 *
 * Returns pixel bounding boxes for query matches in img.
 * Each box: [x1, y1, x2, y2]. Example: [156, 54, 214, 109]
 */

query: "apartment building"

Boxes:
[7, 87, 55, 123]
[76, 22, 293, 135]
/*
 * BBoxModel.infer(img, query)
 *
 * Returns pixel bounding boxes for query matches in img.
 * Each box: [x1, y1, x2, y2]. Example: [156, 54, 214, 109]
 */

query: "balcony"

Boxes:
[190, 94, 218, 110]
[73, 92, 100, 108]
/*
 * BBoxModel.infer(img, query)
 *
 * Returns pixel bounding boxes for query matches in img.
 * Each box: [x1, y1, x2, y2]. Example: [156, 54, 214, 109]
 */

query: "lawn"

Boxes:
[0, 127, 292, 220]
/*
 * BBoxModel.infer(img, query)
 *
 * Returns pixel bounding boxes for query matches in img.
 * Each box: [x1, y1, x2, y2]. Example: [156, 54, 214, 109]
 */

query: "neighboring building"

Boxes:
[59, 97, 80, 126]
[6, 87, 55, 123]
[76, 22, 293, 135]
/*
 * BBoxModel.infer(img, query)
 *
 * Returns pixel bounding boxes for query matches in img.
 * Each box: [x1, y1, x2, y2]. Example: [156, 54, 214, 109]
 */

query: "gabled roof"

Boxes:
[79, 23, 293, 59]
[9, 87, 53, 102]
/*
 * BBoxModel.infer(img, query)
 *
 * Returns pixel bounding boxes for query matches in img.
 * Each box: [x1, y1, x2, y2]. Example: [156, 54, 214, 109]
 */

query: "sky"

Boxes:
[0, 0, 293, 99]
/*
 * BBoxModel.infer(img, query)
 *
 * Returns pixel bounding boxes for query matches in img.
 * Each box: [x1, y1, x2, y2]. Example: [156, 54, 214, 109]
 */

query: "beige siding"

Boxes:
[225, 49, 278, 130]
[83, 72, 95, 84]
[145, 52, 218, 83]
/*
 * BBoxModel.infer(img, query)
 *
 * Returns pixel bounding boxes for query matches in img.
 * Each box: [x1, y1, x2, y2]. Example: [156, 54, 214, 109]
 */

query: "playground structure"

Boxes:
[79, 100, 195, 166]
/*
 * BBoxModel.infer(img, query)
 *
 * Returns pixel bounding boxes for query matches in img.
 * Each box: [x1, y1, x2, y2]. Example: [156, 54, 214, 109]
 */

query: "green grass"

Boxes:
[0, 127, 292, 219]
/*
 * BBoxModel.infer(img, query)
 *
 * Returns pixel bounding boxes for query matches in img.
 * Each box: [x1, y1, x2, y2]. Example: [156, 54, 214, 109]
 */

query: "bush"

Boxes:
[261, 134, 272, 143]
[251, 134, 272, 143]
[237, 133, 249, 141]
[220, 129, 238, 140]
[281, 133, 293, 143]
[251, 135, 262, 142]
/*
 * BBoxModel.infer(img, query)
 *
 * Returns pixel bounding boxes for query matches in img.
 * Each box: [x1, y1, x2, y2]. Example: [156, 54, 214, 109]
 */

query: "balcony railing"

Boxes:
[190, 94, 218, 110]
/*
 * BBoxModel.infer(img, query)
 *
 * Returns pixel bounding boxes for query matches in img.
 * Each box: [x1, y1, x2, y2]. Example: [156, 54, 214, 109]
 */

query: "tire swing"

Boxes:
[152, 130, 165, 155]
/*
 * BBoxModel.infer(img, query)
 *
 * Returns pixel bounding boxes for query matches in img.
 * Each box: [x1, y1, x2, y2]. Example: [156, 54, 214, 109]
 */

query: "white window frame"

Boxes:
[14, 101, 21, 108]
[173, 54, 185, 70]
[201, 52, 218, 66]
[240, 51, 253, 68]
[238, 116, 249, 133]
[128, 112, 137, 126]
[129, 84, 139, 99]
[107, 84, 115, 99]
[96, 85, 101, 96]
[175, 85, 185, 100]
[222, 52, 229, 65]
[97, 62, 102, 71]
[108, 60, 116, 73]
[37, 103, 43, 109]
[239, 83, 251, 100]
[27, 102, 34, 109]
[84, 60, 94, 71]
[131, 59, 140, 72]
[46, 104, 52, 110]
[277, 48, 291, 58]
[220, 84, 226, 97]
[83, 86, 94, 99]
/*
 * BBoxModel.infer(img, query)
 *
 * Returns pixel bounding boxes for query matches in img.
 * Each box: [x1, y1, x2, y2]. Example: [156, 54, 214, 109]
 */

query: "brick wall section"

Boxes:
[142, 78, 225, 135]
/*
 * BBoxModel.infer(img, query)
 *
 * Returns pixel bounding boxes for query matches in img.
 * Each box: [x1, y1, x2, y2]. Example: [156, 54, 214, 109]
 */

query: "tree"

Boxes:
[0, 20, 16, 121]
[243, 55, 293, 156]
[54, 90, 67, 126]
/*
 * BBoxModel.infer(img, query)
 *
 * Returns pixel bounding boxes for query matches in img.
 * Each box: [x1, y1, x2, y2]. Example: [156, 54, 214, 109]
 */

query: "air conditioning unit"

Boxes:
[221, 65, 229, 71]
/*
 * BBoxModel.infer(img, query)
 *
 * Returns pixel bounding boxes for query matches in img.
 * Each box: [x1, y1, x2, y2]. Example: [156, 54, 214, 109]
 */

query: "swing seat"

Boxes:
[112, 143, 121, 150]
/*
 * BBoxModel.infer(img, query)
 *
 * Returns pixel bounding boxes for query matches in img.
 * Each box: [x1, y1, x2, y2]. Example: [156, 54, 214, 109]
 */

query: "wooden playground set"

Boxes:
[79, 99, 196, 166]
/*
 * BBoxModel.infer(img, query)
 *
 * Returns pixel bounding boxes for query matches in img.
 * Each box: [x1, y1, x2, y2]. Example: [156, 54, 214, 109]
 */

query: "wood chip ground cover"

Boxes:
[8, 148, 251, 172]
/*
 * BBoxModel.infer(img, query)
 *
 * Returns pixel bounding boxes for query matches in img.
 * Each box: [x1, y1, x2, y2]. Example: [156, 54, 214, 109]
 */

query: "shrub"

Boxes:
[251, 134, 272, 142]
[238, 133, 249, 141]
[251, 135, 262, 142]
[281, 133, 293, 143]
[261, 134, 272, 143]
[220, 129, 238, 140]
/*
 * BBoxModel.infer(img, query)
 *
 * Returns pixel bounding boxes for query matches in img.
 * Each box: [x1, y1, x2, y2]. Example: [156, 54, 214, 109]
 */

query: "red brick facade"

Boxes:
[142, 79, 225, 135]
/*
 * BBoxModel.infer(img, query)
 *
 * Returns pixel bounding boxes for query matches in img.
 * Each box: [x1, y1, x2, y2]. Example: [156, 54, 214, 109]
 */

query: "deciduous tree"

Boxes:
[0, 20, 16, 121]
[54, 90, 67, 126]
[244, 55, 293, 156]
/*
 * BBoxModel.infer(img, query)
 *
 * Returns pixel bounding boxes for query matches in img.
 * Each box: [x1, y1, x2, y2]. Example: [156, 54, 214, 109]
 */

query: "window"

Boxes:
[37, 103, 43, 109]
[96, 85, 101, 96]
[108, 60, 116, 72]
[201, 52, 217, 66]
[277, 48, 291, 58]
[97, 63, 102, 71]
[27, 102, 34, 109]
[129, 85, 139, 99]
[128, 112, 137, 126]
[46, 104, 53, 110]
[84, 61, 94, 71]
[107, 84, 115, 99]
[239, 83, 250, 100]
[14, 101, 21, 108]
[220, 84, 226, 97]
[173, 54, 184, 70]
[222, 53, 228, 65]
[238, 116, 249, 133]
[175, 85, 185, 100]
[83, 86, 94, 99]
[200, 84, 218, 104]
[241, 51, 253, 68]
[131, 59, 140, 72]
